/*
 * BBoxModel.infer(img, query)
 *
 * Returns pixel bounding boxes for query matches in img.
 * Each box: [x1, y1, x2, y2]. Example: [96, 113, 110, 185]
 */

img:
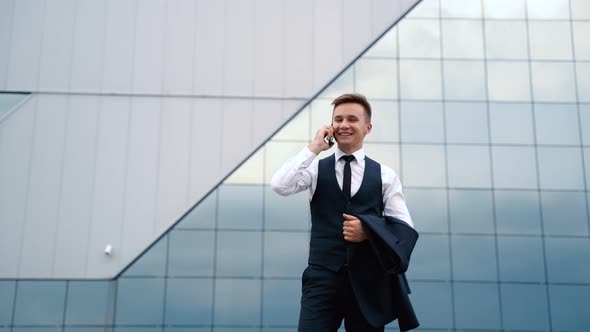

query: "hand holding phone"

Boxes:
[323, 135, 335, 146]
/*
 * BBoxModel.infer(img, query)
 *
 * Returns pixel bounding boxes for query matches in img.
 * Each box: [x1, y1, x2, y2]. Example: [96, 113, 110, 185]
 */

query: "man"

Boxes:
[271, 93, 415, 331]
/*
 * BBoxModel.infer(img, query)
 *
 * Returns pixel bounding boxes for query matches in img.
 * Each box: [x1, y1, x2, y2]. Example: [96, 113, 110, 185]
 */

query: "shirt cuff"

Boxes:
[299, 146, 317, 166]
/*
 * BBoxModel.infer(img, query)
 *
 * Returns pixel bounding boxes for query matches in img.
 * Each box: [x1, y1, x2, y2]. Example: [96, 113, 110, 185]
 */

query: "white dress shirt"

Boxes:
[271, 146, 414, 228]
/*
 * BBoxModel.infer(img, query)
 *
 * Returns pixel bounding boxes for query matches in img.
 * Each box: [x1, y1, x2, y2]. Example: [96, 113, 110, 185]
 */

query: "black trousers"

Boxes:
[298, 264, 384, 332]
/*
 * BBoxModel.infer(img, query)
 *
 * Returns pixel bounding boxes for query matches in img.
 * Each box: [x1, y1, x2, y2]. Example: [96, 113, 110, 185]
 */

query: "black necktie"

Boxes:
[341, 155, 355, 198]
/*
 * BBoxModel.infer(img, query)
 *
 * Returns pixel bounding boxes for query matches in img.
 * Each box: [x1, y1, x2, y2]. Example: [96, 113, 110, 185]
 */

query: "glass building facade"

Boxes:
[2, 0, 590, 331]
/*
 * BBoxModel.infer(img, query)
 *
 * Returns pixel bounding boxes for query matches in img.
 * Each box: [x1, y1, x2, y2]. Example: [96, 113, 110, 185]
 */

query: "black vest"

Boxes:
[309, 154, 383, 271]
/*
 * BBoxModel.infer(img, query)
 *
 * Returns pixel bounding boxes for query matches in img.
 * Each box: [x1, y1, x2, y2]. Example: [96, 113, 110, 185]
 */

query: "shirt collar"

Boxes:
[335, 147, 365, 163]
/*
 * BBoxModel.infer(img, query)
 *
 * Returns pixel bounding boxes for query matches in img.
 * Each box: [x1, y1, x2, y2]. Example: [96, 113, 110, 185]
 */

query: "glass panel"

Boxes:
[577, 62, 590, 103]
[65, 281, 115, 325]
[531, 62, 577, 102]
[365, 143, 400, 175]
[526, 0, 570, 19]
[454, 283, 501, 330]
[224, 149, 264, 185]
[494, 190, 542, 235]
[441, 0, 482, 18]
[535, 103, 580, 145]
[542, 192, 589, 236]
[549, 285, 590, 332]
[407, 0, 439, 18]
[487, 61, 531, 101]
[13, 281, 66, 325]
[273, 107, 310, 142]
[537, 147, 584, 190]
[218, 185, 263, 230]
[400, 101, 444, 143]
[320, 66, 354, 99]
[264, 187, 310, 231]
[545, 238, 590, 284]
[265, 142, 308, 184]
[165, 278, 213, 325]
[365, 26, 397, 58]
[0, 281, 15, 325]
[445, 102, 489, 144]
[354, 59, 398, 99]
[442, 20, 484, 59]
[497, 236, 545, 282]
[484, 21, 528, 60]
[489, 103, 534, 144]
[399, 60, 442, 100]
[483, 0, 526, 19]
[451, 235, 497, 281]
[408, 281, 453, 329]
[115, 278, 165, 325]
[398, 19, 440, 58]
[573, 22, 590, 60]
[214, 279, 261, 325]
[500, 284, 550, 331]
[263, 232, 309, 278]
[401, 145, 447, 187]
[177, 190, 217, 229]
[262, 280, 300, 326]
[449, 190, 494, 234]
[443, 61, 486, 100]
[404, 189, 448, 233]
[168, 230, 215, 277]
[65, 328, 111, 332]
[446, 145, 492, 188]
[365, 100, 399, 143]
[528, 21, 572, 60]
[216, 231, 262, 277]
[491, 146, 538, 189]
[0, 93, 27, 118]
[572, 0, 590, 19]
[12, 329, 60, 332]
[406, 234, 450, 280]
[122, 235, 167, 277]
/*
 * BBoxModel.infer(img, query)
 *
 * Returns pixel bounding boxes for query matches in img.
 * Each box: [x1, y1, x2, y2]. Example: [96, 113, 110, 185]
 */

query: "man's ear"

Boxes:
[366, 123, 372, 134]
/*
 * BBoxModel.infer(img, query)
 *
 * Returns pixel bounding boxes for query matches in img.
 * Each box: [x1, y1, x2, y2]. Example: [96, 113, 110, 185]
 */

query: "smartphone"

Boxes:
[324, 135, 335, 146]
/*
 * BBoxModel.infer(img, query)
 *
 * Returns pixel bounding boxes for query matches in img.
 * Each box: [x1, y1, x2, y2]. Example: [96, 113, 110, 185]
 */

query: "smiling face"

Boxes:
[332, 102, 372, 154]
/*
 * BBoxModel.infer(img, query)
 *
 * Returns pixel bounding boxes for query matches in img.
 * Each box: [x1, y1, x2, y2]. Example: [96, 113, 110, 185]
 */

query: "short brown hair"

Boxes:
[331, 93, 372, 122]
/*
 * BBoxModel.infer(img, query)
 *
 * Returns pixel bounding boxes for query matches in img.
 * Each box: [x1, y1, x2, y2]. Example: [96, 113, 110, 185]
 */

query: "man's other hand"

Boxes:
[342, 213, 367, 242]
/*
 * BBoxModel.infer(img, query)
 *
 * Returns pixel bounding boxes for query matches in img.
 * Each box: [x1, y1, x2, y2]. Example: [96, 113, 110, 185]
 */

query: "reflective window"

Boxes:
[214, 279, 261, 325]
[262, 280, 301, 326]
[165, 278, 213, 325]
[216, 231, 262, 277]
[177, 190, 217, 229]
[0, 281, 15, 325]
[13, 281, 66, 325]
[365, 100, 399, 143]
[545, 238, 590, 284]
[263, 232, 308, 278]
[366, 143, 400, 174]
[115, 278, 165, 325]
[489, 103, 534, 144]
[407, 0, 439, 18]
[401, 145, 447, 187]
[483, 0, 526, 19]
[526, 0, 570, 19]
[320, 66, 354, 99]
[531, 62, 577, 102]
[365, 26, 397, 58]
[577, 62, 590, 103]
[65, 281, 115, 325]
[573, 22, 590, 60]
[399, 60, 442, 99]
[492, 146, 538, 189]
[535, 103, 580, 145]
[487, 61, 531, 101]
[451, 235, 497, 281]
[447, 145, 492, 188]
[440, 0, 482, 18]
[537, 147, 584, 190]
[549, 285, 590, 331]
[264, 187, 310, 231]
[398, 19, 441, 58]
[528, 21, 572, 60]
[355, 59, 397, 99]
[454, 283, 501, 330]
[218, 185, 263, 229]
[449, 190, 494, 234]
[407, 234, 451, 280]
[0, 93, 28, 118]
[400, 101, 444, 143]
[497, 236, 545, 282]
[494, 190, 542, 235]
[122, 235, 167, 277]
[273, 107, 310, 142]
[572, 0, 590, 18]
[442, 20, 485, 59]
[501, 284, 550, 331]
[445, 102, 489, 144]
[168, 230, 214, 277]
[484, 21, 528, 60]
[443, 61, 486, 100]
[404, 189, 448, 233]
[265, 142, 308, 184]
[408, 282, 453, 329]
[542, 192, 589, 236]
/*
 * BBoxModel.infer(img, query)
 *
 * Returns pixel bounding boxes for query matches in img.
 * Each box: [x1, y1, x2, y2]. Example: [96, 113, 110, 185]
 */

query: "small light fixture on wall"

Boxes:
[104, 244, 113, 256]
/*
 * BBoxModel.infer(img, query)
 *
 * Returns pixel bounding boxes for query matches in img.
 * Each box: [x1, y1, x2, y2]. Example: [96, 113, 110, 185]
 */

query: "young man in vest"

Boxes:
[271, 93, 415, 331]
